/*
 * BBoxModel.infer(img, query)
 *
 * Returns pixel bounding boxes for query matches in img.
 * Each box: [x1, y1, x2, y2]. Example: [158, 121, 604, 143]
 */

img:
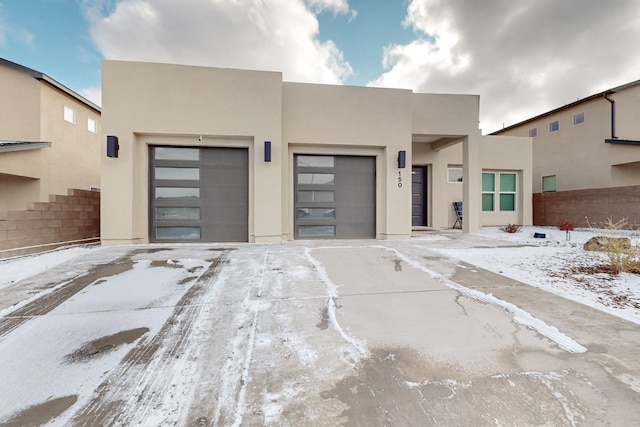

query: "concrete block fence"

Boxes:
[0, 189, 100, 259]
[533, 185, 640, 229]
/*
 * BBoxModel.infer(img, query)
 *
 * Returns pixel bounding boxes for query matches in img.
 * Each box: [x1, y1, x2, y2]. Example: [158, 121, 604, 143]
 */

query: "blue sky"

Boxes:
[1, 0, 639, 133]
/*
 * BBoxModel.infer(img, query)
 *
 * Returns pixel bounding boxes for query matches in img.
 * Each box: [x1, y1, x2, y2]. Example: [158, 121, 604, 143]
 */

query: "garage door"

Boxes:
[150, 146, 248, 242]
[295, 155, 375, 239]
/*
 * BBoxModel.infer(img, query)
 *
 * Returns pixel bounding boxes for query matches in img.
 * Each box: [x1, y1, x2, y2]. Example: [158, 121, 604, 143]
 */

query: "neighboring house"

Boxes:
[101, 60, 532, 245]
[0, 58, 101, 257]
[0, 58, 102, 210]
[492, 79, 640, 228]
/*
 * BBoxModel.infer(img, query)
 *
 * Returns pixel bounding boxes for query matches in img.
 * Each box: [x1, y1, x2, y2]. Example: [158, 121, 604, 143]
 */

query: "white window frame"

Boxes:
[573, 112, 585, 125]
[482, 172, 495, 212]
[499, 173, 517, 212]
[549, 120, 559, 132]
[87, 117, 97, 133]
[447, 167, 463, 183]
[64, 106, 76, 124]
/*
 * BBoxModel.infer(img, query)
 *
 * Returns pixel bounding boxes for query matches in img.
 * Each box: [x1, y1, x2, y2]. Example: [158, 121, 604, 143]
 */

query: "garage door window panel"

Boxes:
[156, 207, 201, 220]
[155, 187, 200, 200]
[154, 147, 200, 161]
[297, 208, 336, 219]
[156, 226, 201, 240]
[155, 167, 200, 180]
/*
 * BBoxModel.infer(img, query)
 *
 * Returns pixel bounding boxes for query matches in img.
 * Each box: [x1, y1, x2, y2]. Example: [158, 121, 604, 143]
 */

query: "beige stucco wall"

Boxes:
[411, 134, 532, 229]
[101, 61, 283, 244]
[101, 60, 532, 244]
[0, 63, 101, 211]
[498, 86, 640, 193]
[282, 83, 412, 240]
[0, 65, 40, 141]
[38, 83, 101, 199]
[480, 135, 533, 226]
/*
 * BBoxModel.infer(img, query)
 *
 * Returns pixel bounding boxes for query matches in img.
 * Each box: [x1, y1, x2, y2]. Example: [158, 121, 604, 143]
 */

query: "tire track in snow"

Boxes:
[0, 257, 134, 338]
[71, 252, 229, 426]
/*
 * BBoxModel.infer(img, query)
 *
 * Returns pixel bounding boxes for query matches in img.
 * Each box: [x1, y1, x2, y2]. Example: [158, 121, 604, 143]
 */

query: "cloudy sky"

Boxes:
[1, 0, 639, 133]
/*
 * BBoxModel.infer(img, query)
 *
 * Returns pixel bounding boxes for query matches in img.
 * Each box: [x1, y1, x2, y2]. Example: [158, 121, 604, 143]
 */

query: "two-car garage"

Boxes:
[149, 147, 375, 242]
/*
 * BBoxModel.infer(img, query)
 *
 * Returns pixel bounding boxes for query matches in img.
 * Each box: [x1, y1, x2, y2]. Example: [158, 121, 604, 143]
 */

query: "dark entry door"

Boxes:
[412, 166, 427, 226]
[150, 146, 248, 242]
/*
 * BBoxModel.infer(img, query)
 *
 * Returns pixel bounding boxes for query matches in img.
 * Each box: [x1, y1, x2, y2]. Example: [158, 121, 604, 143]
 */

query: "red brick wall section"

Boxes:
[0, 189, 100, 259]
[534, 185, 640, 229]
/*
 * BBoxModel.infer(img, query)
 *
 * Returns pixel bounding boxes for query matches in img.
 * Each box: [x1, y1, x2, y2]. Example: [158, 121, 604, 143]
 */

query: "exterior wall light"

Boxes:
[264, 141, 272, 162]
[107, 135, 119, 158]
[398, 150, 406, 168]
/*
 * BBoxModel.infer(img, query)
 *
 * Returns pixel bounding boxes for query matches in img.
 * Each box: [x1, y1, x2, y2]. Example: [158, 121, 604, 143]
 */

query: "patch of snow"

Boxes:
[0, 246, 96, 288]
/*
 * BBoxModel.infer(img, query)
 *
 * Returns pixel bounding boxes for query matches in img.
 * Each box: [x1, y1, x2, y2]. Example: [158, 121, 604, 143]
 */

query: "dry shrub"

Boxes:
[501, 224, 522, 233]
[587, 217, 640, 274]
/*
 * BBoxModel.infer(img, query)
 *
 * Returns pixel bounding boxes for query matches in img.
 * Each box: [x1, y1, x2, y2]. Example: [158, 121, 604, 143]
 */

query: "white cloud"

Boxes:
[84, 0, 354, 85]
[371, 0, 640, 133]
[80, 86, 102, 107]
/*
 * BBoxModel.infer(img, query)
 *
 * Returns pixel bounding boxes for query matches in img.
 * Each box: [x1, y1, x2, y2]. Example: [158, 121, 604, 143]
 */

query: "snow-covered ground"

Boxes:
[1, 232, 640, 425]
[427, 226, 640, 325]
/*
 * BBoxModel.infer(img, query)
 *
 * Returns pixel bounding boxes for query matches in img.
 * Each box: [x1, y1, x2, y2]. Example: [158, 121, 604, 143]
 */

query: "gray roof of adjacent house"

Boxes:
[0, 57, 101, 113]
[491, 78, 640, 135]
[0, 140, 52, 153]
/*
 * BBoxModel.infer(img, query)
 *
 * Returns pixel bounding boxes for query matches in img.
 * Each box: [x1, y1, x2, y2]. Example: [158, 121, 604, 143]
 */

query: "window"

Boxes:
[499, 173, 516, 211]
[483, 172, 517, 211]
[64, 106, 75, 123]
[549, 121, 559, 132]
[482, 173, 495, 211]
[542, 175, 556, 192]
[528, 128, 537, 138]
[448, 167, 463, 183]
[87, 117, 97, 133]
[573, 112, 585, 125]
[154, 147, 199, 161]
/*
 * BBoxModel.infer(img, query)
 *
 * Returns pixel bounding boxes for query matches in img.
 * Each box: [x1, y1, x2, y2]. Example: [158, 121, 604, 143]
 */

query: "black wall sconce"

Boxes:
[107, 135, 119, 158]
[264, 141, 272, 162]
[398, 150, 406, 168]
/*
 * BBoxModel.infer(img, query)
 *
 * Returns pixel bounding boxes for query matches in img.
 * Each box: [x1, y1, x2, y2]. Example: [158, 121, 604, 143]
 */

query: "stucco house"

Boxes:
[101, 60, 532, 245]
[492, 79, 640, 228]
[0, 58, 102, 210]
[0, 58, 101, 257]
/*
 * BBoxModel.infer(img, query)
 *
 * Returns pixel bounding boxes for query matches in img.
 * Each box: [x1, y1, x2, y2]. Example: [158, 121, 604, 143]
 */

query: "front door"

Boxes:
[412, 166, 427, 226]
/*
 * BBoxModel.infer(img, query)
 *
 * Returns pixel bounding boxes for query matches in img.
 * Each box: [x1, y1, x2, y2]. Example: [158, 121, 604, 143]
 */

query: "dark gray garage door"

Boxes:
[150, 146, 248, 242]
[295, 155, 375, 239]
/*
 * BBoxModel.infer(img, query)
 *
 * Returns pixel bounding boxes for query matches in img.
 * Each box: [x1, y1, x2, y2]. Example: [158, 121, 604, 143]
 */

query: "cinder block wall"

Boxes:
[533, 185, 640, 228]
[0, 189, 100, 258]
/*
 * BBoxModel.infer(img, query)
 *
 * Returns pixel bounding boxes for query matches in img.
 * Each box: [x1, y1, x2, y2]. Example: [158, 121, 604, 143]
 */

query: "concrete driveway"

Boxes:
[1, 235, 639, 426]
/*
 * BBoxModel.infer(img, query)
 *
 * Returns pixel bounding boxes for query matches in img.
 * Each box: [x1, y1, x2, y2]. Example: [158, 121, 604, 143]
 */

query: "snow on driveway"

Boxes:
[0, 230, 639, 426]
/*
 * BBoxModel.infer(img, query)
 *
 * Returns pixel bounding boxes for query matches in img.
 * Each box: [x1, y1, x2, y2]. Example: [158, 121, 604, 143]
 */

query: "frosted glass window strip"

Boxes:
[297, 155, 335, 168]
[155, 187, 200, 199]
[297, 173, 335, 185]
[155, 147, 200, 161]
[297, 208, 336, 219]
[297, 190, 335, 202]
[155, 207, 200, 220]
[155, 227, 201, 240]
[298, 225, 336, 237]
[155, 167, 200, 180]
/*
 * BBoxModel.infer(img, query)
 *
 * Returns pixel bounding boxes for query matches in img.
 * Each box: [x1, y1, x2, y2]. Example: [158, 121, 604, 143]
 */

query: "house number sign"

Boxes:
[398, 171, 403, 188]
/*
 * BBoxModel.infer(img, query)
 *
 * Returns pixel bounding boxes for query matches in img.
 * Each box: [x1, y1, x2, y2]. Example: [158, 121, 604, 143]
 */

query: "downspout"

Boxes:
[603, 92, 617, 139]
